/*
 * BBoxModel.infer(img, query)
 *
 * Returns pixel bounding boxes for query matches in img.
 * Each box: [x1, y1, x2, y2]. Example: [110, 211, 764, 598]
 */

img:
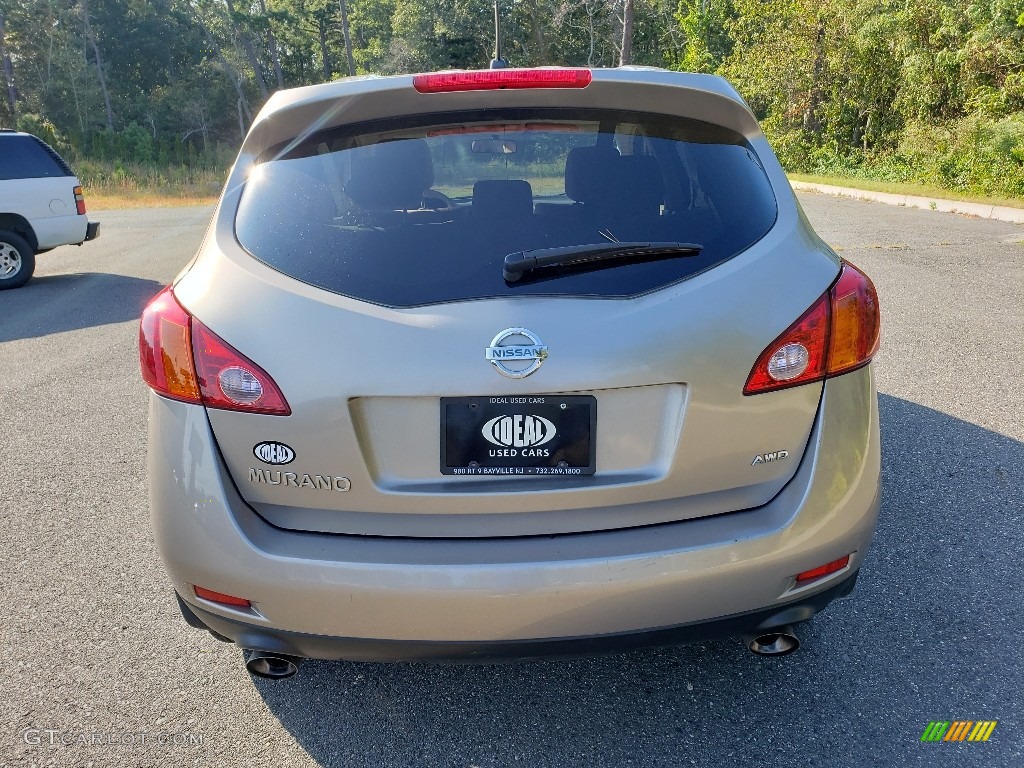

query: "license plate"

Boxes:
[441, 395, 596, 476]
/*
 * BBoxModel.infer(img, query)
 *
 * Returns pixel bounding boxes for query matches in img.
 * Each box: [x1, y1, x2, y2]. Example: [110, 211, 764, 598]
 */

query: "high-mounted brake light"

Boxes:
[73, 185, 86, 215]
[744, 261, 880, 395]
[139, 286, 291, 415]
[413, 69, 592, 93]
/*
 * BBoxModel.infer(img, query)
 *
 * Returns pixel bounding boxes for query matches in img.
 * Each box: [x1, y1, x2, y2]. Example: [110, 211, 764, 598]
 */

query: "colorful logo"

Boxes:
[920, 721, 997, 742]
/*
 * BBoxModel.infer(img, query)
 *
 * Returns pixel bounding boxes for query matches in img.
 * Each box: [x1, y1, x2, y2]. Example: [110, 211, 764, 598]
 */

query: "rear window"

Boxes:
[235, 109, 777, 307]
[0, 135, 73, 180]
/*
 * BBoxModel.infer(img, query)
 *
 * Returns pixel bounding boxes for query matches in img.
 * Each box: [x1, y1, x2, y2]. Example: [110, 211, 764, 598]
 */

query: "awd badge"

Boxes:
[752, 450, 789, 466]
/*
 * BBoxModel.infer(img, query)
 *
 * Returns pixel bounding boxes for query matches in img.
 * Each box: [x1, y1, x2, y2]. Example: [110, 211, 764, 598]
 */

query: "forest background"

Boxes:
[1, 0, 1023, 204]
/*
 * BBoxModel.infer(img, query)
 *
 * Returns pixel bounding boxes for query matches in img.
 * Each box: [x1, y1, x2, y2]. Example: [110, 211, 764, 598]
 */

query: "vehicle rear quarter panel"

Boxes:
[0, 177, 86, 249]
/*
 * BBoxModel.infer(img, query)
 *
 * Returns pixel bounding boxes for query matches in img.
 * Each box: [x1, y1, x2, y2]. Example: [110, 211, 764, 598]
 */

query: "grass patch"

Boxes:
[788, 173, 1024, 210]
[86, 190, 219, 209]
[73, 159, 227, 210]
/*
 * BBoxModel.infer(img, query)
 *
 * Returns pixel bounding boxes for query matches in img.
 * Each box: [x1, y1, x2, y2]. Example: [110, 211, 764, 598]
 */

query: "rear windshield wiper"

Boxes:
[503, 242, 703, 282]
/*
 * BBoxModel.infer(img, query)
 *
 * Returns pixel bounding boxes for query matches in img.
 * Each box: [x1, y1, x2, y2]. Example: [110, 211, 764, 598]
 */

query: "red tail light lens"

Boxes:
[743, 294, 830, 395]
[73, 185, 86, 215]
[413, 68, 592, 93]
[139, 287, 291, 415]
[139, 287, 201, 402]
[744, 261, 880, 395]
[191, 321, 291, 415]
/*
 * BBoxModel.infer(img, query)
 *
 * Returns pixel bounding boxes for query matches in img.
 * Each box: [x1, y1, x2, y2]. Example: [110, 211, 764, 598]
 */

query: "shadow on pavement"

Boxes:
[250, 394, 1023, 767]
[0, 272, 164, 343]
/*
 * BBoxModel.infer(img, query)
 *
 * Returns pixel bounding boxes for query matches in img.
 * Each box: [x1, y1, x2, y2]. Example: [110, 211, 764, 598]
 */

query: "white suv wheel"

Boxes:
[0, 232, 35, 289]
[0, 241, 23, 278]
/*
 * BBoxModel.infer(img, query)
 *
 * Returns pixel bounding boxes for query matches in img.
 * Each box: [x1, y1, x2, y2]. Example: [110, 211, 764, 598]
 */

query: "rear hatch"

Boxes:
[174, 70, 839, 537]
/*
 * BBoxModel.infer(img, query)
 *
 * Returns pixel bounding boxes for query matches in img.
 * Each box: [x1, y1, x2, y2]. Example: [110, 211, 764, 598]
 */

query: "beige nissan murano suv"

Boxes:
[141, 67, 881, 680]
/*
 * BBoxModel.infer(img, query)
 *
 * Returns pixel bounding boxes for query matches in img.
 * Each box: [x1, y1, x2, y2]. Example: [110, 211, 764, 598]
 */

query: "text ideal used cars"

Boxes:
[140, 67, 881, 679]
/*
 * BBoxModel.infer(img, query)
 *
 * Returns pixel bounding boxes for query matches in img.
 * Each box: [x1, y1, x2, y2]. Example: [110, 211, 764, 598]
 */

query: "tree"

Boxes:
[223, 0, 270, 98]
[80, 0, 115, 129]
[338, 0, 356, 75]
[675, 0, 734, 73]
[620, 0, 633, 64]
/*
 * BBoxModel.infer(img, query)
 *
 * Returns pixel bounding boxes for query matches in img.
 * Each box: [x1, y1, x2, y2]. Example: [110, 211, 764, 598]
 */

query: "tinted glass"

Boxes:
[0, 136, 70, 180]
[235, 109, 777, 307]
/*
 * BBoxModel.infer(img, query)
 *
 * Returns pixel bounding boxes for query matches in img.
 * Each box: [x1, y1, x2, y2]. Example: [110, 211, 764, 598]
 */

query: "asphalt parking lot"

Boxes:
[1, 195, 1022, 767]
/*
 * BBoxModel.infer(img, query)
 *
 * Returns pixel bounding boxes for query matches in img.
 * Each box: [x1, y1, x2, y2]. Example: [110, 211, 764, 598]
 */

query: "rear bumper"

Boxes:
[177, 571, 859, 662]
[85, 221, 100, 241]
[33, 214, 88, 250]
[149, 366, 880, 652]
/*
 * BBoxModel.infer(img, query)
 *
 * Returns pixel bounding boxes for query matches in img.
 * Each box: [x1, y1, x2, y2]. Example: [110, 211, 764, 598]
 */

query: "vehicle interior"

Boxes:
[234, 110, 778, 305]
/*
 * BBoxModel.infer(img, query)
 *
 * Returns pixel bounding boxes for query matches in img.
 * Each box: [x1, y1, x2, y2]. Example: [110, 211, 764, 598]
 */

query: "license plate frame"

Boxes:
[440, 395, 596, 476]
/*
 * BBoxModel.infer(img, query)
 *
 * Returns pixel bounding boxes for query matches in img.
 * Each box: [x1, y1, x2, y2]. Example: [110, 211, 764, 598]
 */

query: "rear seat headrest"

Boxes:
[346, 139, 434, 210]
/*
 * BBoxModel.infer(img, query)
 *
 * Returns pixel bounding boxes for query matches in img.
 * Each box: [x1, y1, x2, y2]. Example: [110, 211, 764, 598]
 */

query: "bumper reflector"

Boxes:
[795, 555, 851, 584]
[193, 586, 251, 608]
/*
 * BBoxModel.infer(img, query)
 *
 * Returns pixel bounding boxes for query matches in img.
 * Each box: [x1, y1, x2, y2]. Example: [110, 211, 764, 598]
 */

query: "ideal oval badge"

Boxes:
[253, 441, 296, 465]
[482, 415, 557, 448]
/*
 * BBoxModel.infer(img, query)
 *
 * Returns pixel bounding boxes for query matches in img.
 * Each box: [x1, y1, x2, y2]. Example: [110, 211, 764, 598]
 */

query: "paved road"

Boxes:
[1, 197, 1022, 768]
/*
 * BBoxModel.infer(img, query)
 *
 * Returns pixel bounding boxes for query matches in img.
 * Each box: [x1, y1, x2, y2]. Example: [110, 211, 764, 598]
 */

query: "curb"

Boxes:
[790, 181, 1024, 225]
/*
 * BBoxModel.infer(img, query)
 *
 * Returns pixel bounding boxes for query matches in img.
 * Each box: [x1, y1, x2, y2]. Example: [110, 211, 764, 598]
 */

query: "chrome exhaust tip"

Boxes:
[245, 650, 302, 680]
[745, 626, 800, 656]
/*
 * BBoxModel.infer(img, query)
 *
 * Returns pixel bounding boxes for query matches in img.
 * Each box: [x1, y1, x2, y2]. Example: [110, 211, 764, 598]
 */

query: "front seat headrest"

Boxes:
[346, 139, 434, 210]
[471, 180, 534, 220]
[564, 145, 620, 204]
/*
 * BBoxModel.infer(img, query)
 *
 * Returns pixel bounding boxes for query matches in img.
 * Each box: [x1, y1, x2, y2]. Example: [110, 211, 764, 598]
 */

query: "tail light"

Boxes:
[413, 68, 592, 93]
[139, 286, 291, 415]
[744, 261, 879, 395]
[73, 185, 86, 215]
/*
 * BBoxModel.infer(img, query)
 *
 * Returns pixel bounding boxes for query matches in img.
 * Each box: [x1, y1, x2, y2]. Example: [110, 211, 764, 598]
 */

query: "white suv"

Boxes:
[0, 130, 100, 289]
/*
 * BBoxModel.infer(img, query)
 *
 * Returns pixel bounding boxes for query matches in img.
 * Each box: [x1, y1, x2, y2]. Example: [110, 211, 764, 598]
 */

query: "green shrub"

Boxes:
[778, 112, 1024, 199]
